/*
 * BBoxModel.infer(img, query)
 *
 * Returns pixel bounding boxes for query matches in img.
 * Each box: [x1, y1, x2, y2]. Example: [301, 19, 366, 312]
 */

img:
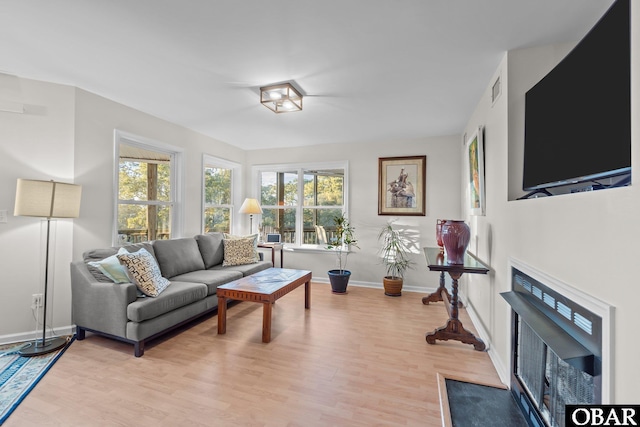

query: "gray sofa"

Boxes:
[70, 233, 272, 356]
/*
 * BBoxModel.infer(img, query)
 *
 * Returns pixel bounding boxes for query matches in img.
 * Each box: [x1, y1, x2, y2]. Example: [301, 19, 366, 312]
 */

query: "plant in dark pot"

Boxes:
[326, 212, 359, 294]
[378, 221, 413, 296]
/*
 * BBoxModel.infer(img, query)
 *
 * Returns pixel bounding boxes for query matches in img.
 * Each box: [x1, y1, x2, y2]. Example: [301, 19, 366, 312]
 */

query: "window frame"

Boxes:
[113, 130, 184, 245]
[252, 161, 349, 249]
[202, 154, 242, 234]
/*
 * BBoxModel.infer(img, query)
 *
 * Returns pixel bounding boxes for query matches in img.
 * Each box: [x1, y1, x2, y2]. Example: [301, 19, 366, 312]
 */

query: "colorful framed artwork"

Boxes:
[467, 126, 485, 215]
[378, 155, 426, 216]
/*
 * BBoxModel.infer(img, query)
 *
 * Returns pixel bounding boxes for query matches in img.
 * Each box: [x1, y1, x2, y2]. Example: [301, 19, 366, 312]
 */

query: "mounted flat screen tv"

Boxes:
[522, 0, 630, 194]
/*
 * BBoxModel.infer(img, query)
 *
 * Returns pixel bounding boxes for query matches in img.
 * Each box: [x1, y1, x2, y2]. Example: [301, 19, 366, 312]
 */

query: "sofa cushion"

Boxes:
[153, 238, 205, 278]
[169, 269, 243, 295]
[195, 233, 225, 268]
[122, 242, 156, 259]
[127, 281, 208, 322]
[212, 260, 272, 277]
[117, 248, 171, 297]
[83, 242, 156, 283]
[83, 242, 156, 263]
[84, 248, 120, 283]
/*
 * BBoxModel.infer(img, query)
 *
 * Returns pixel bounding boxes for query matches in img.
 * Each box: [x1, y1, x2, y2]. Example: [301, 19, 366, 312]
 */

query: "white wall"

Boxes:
[0, 78, 76, 340]
[245, 137, 462, 291]
[460, 4, 640, 402]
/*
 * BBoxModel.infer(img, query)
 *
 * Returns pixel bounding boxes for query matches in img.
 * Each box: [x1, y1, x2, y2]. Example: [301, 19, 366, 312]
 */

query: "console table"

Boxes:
[258, 243, 284, 268]
[423, 247, 489, 351]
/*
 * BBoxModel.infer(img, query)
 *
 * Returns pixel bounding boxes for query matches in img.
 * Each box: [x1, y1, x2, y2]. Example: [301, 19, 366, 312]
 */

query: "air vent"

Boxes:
[509, 268, 602, 358]
[543, 293, 555, 308]
[557, 301, 572, 320]
[532, 285, 542, 300]
[574, 312, 593, 335]
[491, 76, 501, 104]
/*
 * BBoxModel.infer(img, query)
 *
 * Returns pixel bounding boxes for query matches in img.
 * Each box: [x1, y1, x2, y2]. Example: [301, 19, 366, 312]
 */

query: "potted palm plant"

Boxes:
[326, 212, 359, 293]
[378, 221, 413, 296]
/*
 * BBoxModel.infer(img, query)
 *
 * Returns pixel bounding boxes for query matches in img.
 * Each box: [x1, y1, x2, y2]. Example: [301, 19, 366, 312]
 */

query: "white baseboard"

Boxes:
[0, 325, 76, 346]
[313, 276, 436, 295]
[458, 291, 509, 385]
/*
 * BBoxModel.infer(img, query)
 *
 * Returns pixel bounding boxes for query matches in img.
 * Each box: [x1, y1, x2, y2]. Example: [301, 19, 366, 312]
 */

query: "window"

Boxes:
[203, 155, 240, 234]
[115, 131, 183, 245]
[254, 162, 348, 247]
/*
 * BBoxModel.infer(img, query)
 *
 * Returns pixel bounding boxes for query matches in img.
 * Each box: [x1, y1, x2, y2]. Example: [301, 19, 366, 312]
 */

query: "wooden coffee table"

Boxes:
[216, 268, 312, 343]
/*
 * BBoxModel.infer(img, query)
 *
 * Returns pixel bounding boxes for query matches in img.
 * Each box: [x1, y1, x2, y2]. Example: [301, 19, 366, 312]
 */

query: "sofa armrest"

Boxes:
[70, 261, 138, 339]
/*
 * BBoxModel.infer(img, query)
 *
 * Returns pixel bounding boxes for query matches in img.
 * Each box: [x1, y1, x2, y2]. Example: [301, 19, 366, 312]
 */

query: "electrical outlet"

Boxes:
[0, 210, 7, 223]
[31, 294, 43, 309]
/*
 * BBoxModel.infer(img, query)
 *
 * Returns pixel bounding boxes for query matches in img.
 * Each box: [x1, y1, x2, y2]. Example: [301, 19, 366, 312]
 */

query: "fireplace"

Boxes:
[502, 260, 613, 427]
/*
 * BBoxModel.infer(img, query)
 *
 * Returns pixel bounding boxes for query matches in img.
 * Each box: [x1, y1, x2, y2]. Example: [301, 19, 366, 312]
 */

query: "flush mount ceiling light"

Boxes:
[260, 82, 303, 113]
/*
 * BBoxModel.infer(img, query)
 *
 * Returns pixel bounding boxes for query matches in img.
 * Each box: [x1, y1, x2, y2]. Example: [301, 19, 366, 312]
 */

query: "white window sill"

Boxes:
[282, 245, 354, 254]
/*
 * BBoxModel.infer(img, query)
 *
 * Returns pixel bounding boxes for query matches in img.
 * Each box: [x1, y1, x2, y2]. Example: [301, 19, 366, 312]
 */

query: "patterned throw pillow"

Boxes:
[223, 233, 259, 261]
[117, 248, 170, 297]
[222, 238, 259, 266]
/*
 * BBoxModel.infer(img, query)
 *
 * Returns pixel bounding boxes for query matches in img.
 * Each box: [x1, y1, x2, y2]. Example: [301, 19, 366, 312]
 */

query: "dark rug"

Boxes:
[445, 379, 528, 427]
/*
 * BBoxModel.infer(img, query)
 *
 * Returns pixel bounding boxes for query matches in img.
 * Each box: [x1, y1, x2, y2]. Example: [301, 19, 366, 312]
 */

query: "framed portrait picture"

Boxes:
[467, 126, 485, 215]
[378, 155, 426, 216]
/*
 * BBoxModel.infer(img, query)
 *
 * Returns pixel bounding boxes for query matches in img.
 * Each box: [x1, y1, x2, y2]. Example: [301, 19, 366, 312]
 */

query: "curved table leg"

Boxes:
[422, 271, 463, 307]
[425, 271, 484, 351]
[425, 318, 486, 351]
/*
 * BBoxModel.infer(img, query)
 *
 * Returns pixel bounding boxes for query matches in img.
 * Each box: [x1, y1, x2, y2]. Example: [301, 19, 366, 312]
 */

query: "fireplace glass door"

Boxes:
[517, 319, 596, 427]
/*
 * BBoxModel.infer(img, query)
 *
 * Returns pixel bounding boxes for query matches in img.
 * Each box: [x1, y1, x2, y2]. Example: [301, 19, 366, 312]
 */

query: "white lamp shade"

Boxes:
[14, 179, 82, 218]
[238, 198, 263, 215]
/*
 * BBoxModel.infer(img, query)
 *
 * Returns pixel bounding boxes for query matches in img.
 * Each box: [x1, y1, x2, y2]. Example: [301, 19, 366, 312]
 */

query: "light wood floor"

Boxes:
[5, 283, 503, 427]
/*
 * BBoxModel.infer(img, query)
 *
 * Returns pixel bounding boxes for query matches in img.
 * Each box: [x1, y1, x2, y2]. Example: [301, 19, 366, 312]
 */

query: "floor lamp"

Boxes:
[238, 198, 263, 234]
[14, 179, 82, 357]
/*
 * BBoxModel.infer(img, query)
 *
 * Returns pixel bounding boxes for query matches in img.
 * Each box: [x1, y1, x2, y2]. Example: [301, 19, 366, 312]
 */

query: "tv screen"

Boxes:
[523, 0, 630, 192]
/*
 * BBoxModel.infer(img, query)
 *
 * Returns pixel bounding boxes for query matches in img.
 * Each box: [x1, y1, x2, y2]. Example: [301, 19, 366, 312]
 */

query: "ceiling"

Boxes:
[0, 0, 615, 150]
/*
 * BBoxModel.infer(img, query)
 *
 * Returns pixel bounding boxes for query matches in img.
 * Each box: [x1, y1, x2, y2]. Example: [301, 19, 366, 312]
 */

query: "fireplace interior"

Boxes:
[502, 267, 604, 427]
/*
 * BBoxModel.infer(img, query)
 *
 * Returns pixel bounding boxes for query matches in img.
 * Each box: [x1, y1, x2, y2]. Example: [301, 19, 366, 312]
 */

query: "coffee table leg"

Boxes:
[262, 302, 272, 343]
[305, 279, 310, 309]
[218, 296, 227, 335]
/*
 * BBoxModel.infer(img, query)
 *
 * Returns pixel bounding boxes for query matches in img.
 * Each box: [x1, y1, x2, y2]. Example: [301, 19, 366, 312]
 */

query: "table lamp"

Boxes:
[238, 198, 262, 234]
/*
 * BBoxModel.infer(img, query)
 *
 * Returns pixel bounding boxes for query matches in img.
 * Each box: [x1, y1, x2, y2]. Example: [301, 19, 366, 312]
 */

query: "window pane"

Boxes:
[119, 161, 148, 201]
[303, 208, 343, 244]
[155, 205, 171, 239]
[117, 204, 171, 243]
[260, 208, 296, 244]
[303, 170, 343, 206]
[204, 167, 231, 205]
[119, 160, 171, 202]
[260, 172, 277, 206]
[317, 174, 343, 206]
[204, 207, 230, 233]
[303, 173, 315, 206]
[156, 163, 171, 202]
[282, 172, 298, 206]
[260, 171, 297, 206]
